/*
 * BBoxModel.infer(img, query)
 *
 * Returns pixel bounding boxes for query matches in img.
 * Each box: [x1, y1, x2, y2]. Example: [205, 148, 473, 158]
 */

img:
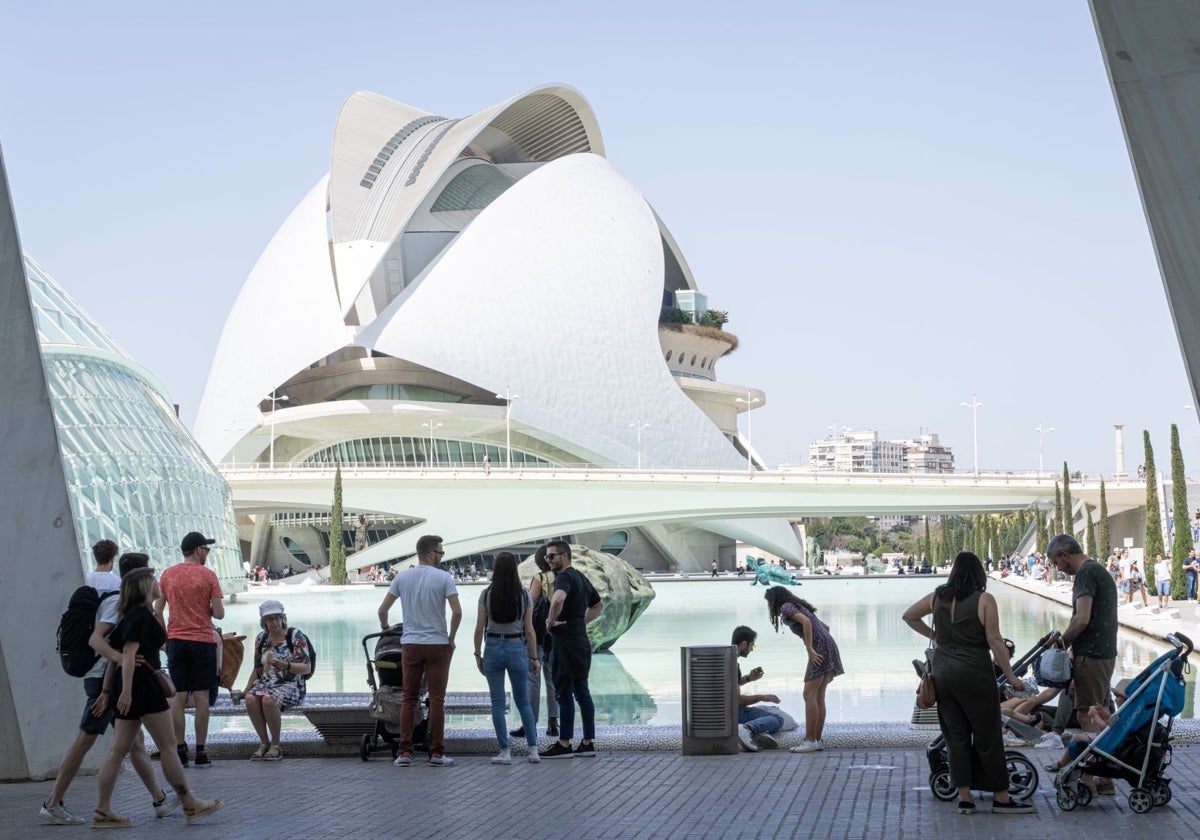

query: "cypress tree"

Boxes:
[1144, 430, 1165, 589]
[924, 516, 931, 565]
[1098, 479, 1111, 562]
[1062, 463, 1074, 538]
[329, 462, 347, 585]
[1054, 483, 1063, 535]
[1170, 423, 1191, 598]
[974, 515, 985, 560]
[1085, 504, 1096, 558]
[1036, 509, 1047, 554]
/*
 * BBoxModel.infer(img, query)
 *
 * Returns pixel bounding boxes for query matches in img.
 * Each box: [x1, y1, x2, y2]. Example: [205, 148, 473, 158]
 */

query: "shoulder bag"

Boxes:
[915, 605, 937, 709]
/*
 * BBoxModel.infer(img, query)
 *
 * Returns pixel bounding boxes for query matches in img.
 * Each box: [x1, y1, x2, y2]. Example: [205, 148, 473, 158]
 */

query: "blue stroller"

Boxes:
[1052, 632, 1192, 813]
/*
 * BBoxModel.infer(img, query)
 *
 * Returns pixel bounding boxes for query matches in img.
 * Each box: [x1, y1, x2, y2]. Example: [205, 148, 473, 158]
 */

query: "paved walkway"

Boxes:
[8, 736, 1200, 839]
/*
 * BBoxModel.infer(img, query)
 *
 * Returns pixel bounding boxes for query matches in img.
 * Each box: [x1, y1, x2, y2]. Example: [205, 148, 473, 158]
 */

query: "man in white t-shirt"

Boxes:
[1154, 554, 1172, 609]
[377, 534, 461, 767]
[40, 545, 175, 825]
[1118, 550, 1134, 603]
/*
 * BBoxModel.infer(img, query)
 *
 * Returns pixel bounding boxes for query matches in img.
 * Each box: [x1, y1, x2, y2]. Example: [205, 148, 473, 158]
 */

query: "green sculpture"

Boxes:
[746, 555, 801, 586]
[517, 544, 655, 652]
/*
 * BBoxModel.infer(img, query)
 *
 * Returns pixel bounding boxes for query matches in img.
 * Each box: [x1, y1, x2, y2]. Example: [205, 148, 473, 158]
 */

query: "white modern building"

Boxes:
[195, 85, 802, 572]
[808, 429, 954, 474]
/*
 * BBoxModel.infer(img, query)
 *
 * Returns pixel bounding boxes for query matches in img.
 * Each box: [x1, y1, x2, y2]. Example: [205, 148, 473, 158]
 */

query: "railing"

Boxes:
[220, 462, 1148, 487]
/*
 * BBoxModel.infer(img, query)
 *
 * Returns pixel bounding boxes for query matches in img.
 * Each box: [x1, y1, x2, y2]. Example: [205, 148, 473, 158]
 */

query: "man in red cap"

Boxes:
[154, 532, 224, 768]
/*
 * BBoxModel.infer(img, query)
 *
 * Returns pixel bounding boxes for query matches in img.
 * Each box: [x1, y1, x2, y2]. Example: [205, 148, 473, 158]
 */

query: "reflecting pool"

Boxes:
[219, 578, 1195, 727]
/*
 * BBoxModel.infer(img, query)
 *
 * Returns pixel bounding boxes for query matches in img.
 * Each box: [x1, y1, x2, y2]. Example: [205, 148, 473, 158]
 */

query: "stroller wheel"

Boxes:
[1056, 786, 1078, 811]
[929, 770, 956, 802]
[1004, 752, 1039, 801]
[360, 733, 372, 762]
[1152, 780, 1172, 806]
[1128, 787, 1154, 814]
[1075, 781, 1093, 807]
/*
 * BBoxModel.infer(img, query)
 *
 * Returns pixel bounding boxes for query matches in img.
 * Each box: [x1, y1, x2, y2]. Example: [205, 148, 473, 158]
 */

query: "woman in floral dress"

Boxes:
[236, 599, 311, 760]
[764, 586, 843, 753]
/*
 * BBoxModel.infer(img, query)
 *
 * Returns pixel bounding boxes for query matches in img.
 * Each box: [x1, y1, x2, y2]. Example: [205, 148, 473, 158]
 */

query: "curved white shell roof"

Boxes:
[195, 85, 802, 561]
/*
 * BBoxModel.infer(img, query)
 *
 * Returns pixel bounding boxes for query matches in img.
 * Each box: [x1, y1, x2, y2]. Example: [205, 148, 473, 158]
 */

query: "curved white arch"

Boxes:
[357, 153, 742, 471]
[195, 175, 350, 461]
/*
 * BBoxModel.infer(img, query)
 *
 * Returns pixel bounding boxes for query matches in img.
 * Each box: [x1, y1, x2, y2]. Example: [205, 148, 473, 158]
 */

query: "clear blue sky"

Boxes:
[2, 1, 1194, 476]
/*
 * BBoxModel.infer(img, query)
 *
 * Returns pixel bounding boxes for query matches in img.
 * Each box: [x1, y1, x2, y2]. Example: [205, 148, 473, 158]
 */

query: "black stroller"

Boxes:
[1051, 632, 1192, 813]
[359, 626, 428, 761]
[921, 630, 1062, 801]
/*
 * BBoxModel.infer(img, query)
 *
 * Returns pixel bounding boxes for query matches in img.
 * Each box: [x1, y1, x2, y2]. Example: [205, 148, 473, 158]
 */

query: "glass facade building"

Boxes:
[25, 256, 243, 591]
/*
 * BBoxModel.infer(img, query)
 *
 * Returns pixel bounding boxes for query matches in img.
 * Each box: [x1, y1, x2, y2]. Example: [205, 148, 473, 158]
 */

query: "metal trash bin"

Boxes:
[681, 645, 738, 755]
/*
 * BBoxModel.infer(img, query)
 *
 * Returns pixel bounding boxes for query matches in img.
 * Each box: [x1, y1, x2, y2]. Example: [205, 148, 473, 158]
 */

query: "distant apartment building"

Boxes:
[808, 429, 954, 474]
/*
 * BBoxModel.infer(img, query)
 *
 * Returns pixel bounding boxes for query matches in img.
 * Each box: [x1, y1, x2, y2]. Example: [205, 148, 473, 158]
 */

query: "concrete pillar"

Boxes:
[0, 146, 90, 780]
[1114, 424, 1127, 479]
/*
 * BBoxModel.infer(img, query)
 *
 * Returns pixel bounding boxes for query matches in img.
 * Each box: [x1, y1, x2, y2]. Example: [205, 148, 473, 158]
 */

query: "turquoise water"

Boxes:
[216, 578, 1193, 727]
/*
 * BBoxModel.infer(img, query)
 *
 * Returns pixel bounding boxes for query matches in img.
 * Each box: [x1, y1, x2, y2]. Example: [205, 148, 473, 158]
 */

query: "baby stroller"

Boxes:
[359, 626, 428, 761]
[922, 630, 1061, 802]
[1051, 632, 1192, 813]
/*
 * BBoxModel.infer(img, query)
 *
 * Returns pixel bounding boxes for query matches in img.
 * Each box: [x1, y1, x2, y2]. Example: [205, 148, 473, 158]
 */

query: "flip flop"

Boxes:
[91, 809, 132, 829]
[184, 799, 223, 824]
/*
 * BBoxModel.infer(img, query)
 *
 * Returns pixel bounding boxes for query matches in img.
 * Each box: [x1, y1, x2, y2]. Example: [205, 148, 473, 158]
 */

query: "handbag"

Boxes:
[916, 650, 937, 709]
[148, 665, 176, 699]
[1034, 646, 1073, 689]
[915, 609, 937, 709]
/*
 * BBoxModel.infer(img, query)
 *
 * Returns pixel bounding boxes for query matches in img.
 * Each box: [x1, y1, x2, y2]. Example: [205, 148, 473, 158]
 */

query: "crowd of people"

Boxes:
[42, 524, 1158, 826]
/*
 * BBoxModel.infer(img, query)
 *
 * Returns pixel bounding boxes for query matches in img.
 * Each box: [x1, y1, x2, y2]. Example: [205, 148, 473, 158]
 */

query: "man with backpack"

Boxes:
[41, 545, 178, 825]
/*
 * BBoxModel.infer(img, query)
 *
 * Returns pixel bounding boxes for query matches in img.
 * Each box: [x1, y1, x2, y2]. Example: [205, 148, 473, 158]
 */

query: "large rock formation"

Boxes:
[518, 545, 655, 652]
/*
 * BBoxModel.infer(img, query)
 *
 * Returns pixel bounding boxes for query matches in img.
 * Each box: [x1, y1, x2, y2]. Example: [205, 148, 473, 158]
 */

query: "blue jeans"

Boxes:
[738, 705, 783, 735]
[482, 639, 537, 749]
[1186, 571, 1197, 600]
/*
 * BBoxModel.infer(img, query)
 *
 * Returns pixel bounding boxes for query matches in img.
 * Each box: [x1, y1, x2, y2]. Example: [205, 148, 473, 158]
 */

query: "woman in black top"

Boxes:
[902, 552, 1034, 816]
[91, 568, 223, 828]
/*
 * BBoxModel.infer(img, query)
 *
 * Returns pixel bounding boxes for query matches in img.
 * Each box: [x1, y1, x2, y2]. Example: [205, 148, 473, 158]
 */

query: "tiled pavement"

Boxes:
[8, 734, 1200, 839]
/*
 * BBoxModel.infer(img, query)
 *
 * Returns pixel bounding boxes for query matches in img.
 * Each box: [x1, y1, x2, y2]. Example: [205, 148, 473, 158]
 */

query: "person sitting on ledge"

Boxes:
[731, 625, 784, 751]
[233, 599, 311, 761]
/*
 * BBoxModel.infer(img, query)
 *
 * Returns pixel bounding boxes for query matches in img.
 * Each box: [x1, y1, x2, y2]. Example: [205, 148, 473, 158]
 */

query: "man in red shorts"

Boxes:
[154, 532, 225, 768]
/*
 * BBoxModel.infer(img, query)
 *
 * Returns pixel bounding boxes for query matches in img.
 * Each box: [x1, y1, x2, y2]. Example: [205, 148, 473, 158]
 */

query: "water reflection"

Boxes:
[220, 579, 1193, 725]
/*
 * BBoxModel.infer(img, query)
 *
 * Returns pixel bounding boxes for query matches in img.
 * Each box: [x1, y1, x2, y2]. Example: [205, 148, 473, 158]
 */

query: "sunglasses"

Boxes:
[546, 552, 564, 559]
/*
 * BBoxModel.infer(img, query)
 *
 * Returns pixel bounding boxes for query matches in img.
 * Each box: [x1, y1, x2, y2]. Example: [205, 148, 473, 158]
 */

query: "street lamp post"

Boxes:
[629, 418, 650, 469]
[421, 419, 444, 467]
[494, 386, 520, 469]
[1035, 423, 1055, 475]
[959, 394, 982, 475]
[735, 392, 763, 471]
[265, 390, 290, 470]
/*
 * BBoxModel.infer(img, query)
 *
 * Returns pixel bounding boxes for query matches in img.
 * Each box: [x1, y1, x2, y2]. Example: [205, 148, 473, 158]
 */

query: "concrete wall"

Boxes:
[0, 148, 90, 780]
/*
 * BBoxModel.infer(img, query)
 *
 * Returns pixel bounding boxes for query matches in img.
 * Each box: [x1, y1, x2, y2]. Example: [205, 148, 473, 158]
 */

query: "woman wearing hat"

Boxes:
[235, 600, 311, 760]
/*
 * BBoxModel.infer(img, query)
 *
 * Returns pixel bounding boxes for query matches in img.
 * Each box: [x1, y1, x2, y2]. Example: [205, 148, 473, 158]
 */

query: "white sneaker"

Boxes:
[153, 791, 180, 818]
[491, 749, 512, 765]
[789, 740, 822, 753]
[527, 751, 542, 764]
[39, 803, 85, 826]
[428, 754, 455, 766]
[737, 724, 758, 752]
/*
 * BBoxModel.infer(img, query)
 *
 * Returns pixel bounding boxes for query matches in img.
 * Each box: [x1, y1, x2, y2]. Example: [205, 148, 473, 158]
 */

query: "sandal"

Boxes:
[250, 744, 268, 761]
[1044, 761, 1062, 772]
[263, 745, 283, 761]
[91, 809, 132, 829]
[183, 799, 223, 824]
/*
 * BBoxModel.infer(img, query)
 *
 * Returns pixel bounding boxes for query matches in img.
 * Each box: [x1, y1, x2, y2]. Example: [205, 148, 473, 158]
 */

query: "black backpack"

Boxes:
[57, 586, 119, 677]
[256, 627, 315, 700]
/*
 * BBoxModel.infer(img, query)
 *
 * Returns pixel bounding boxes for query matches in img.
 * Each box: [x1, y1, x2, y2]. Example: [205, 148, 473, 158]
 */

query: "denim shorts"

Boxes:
[80, 677, 116, 735]
[167, 639, 218, 692]
[1157, 580, 1171, 596]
